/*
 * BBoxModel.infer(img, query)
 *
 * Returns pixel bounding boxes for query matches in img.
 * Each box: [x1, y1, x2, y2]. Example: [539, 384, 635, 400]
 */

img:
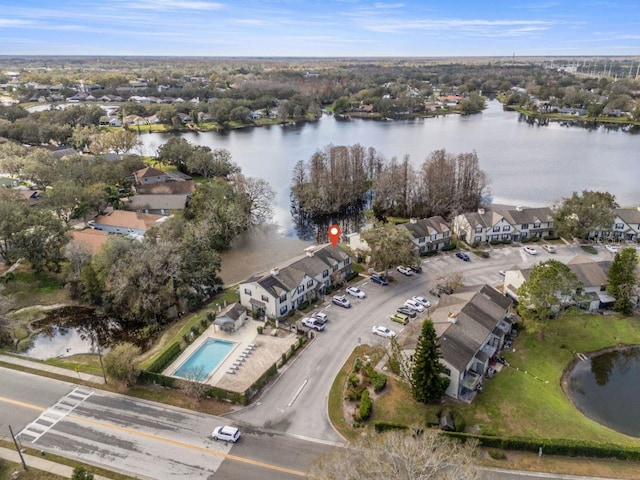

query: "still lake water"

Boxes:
[567, 348, 640, 437]
[138, 99, 640, 237]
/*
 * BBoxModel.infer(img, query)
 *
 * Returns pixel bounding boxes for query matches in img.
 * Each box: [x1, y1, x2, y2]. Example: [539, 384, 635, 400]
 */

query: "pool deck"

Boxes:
[164, 319, 298, 394]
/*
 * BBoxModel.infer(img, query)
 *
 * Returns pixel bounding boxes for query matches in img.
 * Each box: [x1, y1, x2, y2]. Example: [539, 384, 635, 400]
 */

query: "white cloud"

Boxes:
[128, 0, 225, 10]
[0, 18, 33, 26]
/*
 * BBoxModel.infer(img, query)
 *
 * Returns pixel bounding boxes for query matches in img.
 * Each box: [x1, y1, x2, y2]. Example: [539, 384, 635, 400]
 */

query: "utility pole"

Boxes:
[96, 338, 107, 384]
[8, 426, 28, 471]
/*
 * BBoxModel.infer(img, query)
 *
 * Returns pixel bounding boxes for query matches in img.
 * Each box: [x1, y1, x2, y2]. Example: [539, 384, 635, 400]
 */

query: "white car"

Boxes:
[412, 296, 431, 308]
[346, 286, 366, 298]
[542, 244, 557, 254]
[212, 425, 240, 443]
[605, 245, 620, 253]
[371, 325, 396, 338]
[396, 265, 414, 276]
[404, 299, 425, 313]
[523, 246, 537, 255]
[311, 311, 328, 324]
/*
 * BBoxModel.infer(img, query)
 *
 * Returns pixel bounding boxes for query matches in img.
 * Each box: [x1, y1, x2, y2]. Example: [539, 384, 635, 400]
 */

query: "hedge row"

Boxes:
[146, 342, 183, 373]
[445, 432, 640, 461]
[374, 421, 409, 433]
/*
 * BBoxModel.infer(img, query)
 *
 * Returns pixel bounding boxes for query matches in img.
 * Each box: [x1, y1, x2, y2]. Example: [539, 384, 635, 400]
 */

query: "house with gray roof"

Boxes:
[590, 207, 640, 242]
[124, 194, 189, 215]
[397, 216, 453, 254]
[453, 206, 554, 244]
[239, 244, 352, 320]
[503, 254, 614, 311]
[400, 285, 513, 402]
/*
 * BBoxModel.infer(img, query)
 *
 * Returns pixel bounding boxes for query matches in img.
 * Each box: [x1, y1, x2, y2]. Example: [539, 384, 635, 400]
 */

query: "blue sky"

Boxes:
[1, 1, 639, 56]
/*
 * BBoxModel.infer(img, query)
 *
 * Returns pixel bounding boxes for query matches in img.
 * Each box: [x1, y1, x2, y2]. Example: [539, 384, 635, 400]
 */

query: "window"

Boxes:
[261, 295, 268, 302]
[502, 225, 510, 231]
[280, 305, 288, 315]
[244, 288, 251, 296]
[333, 265, 338, 272]
[533, 222, 541, 229]
[492, 226, 500, 232]
[502, 234, 510, 240]
[323, 270, 329, 278]
[280, 293, 287, 302]
[521, 223, 528, 230]
[344, 257, 350, 265]
[443, 230, 450, 237]
[521, 232, 528, 239]
[431, 234, 437, 240]
[307, 279, 313, 288]
[475, 226, 482, 233]
[474, 235, 482, 243]
[492, 234, 498, 241]
[615, 223, 624, 230]
[419, 237, 425, 243]
[297, 285, 305, 294]
[444, 368, 451, 377]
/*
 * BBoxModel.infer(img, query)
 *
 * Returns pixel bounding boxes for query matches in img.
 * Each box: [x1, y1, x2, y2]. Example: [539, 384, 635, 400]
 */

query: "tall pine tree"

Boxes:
[607, 247, 639, 315]
[411, 320, 449, 403]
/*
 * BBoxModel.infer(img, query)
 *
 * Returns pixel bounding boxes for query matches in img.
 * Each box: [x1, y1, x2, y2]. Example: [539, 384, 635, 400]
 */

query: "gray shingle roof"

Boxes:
[398, 216, 450, 238]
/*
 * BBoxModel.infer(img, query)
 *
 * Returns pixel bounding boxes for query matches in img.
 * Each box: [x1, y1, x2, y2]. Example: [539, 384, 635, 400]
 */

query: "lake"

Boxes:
[138, 100, 640, 238]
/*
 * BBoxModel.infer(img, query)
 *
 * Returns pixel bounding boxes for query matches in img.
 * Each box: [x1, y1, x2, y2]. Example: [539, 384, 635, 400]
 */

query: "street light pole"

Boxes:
[8, 425, 27, 471]
[97, 341, 107, 384]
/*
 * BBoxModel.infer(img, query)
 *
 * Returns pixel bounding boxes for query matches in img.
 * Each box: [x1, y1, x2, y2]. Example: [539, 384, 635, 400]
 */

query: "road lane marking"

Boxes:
[0, 394, 308, 478]
[288, 379, 308, 407]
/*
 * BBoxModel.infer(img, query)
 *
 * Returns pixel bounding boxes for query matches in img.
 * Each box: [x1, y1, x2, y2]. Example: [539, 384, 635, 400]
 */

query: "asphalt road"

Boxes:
[0, 368, 334, 480]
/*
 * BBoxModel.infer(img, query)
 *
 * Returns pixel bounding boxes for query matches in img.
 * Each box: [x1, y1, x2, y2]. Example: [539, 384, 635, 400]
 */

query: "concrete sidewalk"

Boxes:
[0, 446, 112, 479]
[0, 354, 106, 384]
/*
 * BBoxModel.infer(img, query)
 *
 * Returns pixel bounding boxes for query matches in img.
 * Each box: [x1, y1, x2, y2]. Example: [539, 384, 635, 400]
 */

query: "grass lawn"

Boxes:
[0, 459, 65, 480]
[1, 269, 68, 310]
[329, 311, 640, 448]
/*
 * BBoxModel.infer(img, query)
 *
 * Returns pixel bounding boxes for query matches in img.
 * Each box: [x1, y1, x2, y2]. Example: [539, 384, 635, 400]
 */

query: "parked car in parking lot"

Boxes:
[332, 295, 351, 308]
[396, 265, 413, 276]
[523, 246, 537, 255]
[404, 299, 425, 312]
[429, 286, 443, 297]
[370, 273, 388, 285]
[372, 325, 396, 338]
[302, 317, 325, 331]
[542, 244, 556, 253]
[390, 313, 409, 325]
[212, 425, 240, 443]
[412, 296, 431, 308]
[311, 312, 328, 324]
[397, 306, 417, 318]
[346, 286, 366, 298]
[438, 284, 453, 295]
[410, 264, 423, 273]
[455, 252, 470, 261]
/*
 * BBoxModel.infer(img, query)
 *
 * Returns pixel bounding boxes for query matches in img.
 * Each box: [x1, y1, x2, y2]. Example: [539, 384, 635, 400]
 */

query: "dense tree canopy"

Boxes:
[517, 260, 582, 336]
[360, 221, 417, 277]
[554, 190, 619, 240]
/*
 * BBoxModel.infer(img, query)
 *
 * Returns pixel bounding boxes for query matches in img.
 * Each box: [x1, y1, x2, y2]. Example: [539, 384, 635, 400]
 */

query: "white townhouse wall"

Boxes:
[591, 207, 640, 242]
[397, 216, 453, 254]
[454, 207, 554, 244]
[239, 244, 352, 320]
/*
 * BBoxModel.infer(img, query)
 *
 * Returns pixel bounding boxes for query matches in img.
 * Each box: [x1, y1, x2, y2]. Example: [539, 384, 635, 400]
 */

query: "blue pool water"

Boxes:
[173, 338, 236, 380]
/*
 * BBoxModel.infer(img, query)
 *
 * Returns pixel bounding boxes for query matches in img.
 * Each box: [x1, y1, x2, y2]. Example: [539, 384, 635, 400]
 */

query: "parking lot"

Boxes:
[228, 241, 634, 441]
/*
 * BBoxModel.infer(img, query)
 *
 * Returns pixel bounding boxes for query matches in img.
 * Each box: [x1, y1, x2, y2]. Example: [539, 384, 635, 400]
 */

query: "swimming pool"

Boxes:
[173, 338, 236, 380]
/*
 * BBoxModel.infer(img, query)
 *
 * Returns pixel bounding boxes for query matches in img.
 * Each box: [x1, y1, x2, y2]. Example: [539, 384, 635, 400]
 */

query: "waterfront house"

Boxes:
[92, 210, 166, 237]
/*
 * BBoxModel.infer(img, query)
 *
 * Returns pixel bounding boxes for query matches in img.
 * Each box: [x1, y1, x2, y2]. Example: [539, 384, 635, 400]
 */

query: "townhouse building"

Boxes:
[239, 244, 352, 320]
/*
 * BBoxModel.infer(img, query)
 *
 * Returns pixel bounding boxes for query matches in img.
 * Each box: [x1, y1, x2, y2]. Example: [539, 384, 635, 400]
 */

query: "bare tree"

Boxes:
[177, 366, 209, 400]
[309, 429, 479, 480]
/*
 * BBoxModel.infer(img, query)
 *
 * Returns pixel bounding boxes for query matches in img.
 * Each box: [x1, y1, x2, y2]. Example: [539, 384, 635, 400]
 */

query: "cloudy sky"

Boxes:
[1, 0, 639, 56]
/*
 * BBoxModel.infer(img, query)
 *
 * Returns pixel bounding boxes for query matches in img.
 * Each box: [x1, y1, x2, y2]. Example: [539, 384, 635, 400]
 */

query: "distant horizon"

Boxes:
[2, 1, 639, 57]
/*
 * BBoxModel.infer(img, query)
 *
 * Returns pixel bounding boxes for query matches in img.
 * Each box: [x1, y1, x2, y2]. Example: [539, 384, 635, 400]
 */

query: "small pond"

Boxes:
[19, 306, 152, 361]
[566, 347, 640, 438]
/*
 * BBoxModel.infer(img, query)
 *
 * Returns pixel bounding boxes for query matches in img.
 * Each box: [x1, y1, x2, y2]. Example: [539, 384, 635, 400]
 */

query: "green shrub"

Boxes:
[441, 242, 457, 252]
[389, 357, 400, 375]
[368, 369, 387, 393]
[488, 449, 507, 460]
[146, 342, 182, 373]
[358, 390, 372, 421]
[346, 384, 367, 401]
[354, 358, 363, 373]
[521, 237, 531, 243]
[257, 325, 264, 334]
[345, 271, 360, 282]
[374, 421, 408, 433]
[348, 372, 360, 388]
[297, 300, 309, 310]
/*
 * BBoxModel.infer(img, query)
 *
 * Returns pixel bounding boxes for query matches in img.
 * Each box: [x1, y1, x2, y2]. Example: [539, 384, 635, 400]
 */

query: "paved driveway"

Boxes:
[227, 242, 618, 441]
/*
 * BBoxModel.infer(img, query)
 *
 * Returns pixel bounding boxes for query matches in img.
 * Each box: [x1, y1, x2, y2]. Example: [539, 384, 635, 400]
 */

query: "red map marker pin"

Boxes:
[328, 224, 341, 247]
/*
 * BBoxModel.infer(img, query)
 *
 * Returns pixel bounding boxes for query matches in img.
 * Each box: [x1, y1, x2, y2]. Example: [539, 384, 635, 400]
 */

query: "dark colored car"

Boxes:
[370, 274, 388, 286]
[455, 252, 470, 262]
[397, 306, 417, 318]
[429, 286, 443, 297]
[438, 284, 453, 295]
[410, 264, 423, 273]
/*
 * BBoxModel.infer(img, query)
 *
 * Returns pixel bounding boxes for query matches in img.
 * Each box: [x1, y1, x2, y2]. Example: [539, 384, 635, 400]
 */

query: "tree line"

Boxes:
[291, 144, 490, 222]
